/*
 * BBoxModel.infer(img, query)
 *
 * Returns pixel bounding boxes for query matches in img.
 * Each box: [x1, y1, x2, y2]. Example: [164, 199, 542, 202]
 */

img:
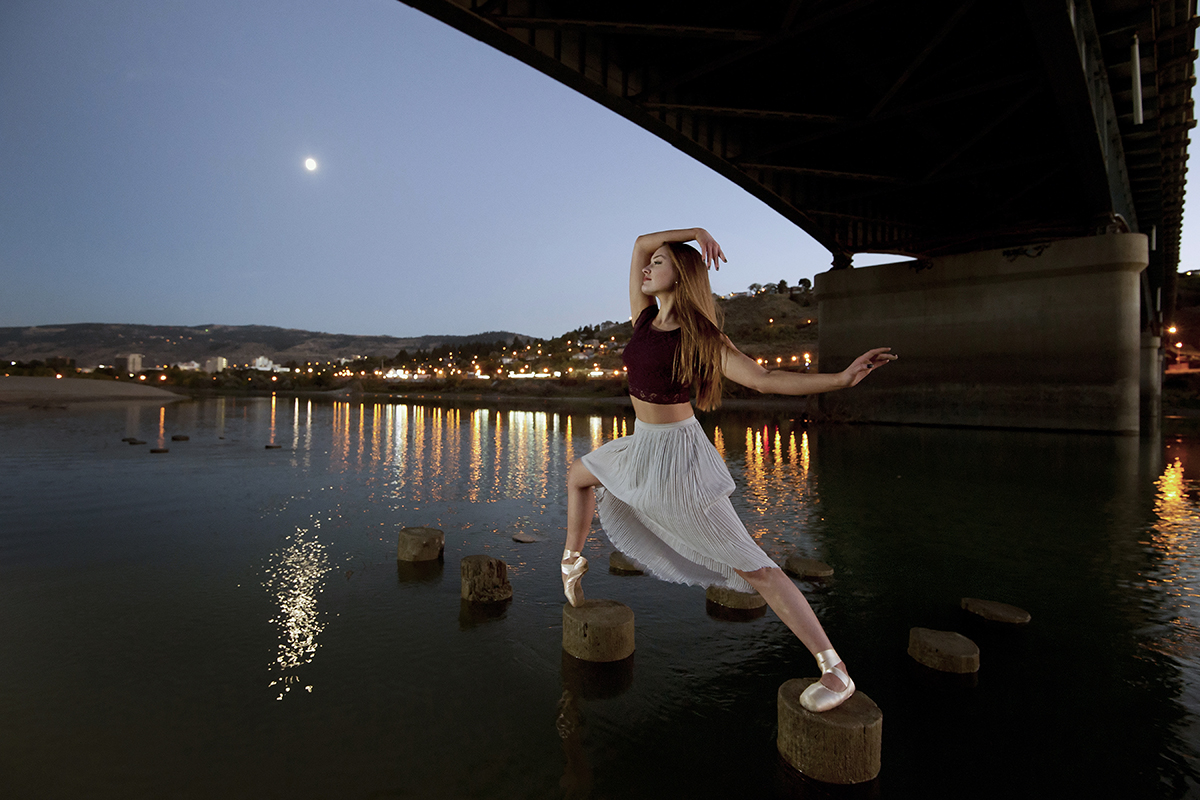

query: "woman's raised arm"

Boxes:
[629, 228, 726, 320]
[721, 343, 897, 396]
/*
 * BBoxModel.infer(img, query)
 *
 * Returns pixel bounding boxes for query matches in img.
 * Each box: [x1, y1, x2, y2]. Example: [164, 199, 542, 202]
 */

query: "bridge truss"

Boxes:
[400, 0, 1196, 327]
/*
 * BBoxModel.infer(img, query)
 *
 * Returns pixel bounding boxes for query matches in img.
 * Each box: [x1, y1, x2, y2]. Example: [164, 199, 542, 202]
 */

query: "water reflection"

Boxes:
[1147, 454, 1200, 661]
[263, 526, 330, 699]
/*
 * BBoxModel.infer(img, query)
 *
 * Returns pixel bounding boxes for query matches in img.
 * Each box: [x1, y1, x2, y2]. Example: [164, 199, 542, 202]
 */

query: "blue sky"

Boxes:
[2, 0, 1195, 340]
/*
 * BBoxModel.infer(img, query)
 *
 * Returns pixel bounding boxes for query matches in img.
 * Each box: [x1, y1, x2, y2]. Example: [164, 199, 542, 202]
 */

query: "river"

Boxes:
[0, 395, 1196, 798]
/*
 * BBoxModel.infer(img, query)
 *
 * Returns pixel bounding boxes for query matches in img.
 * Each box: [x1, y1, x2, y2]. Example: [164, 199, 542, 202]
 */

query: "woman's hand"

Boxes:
[842, 348, 898, 387]
[693, 228, 727, 270]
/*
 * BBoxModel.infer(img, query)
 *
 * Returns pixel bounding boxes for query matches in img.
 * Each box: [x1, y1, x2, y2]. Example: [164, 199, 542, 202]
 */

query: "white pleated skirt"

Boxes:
[579, 416, 778, 594]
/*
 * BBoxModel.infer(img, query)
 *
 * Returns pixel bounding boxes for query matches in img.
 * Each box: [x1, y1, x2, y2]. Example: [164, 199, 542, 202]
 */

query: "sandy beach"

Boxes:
[0, 376, 183, 406]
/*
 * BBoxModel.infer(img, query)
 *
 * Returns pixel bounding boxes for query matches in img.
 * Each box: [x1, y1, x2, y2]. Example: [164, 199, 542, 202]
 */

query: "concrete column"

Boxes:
[815, 234, 1148, 433]
[1141, 334, 1162, 425]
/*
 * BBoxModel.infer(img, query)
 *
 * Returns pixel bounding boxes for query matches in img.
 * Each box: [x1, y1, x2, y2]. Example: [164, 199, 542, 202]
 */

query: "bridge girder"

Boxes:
[400, 0, 1194, 316]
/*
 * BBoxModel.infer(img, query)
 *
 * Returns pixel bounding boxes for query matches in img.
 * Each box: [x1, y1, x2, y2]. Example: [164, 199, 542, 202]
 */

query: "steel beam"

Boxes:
[1022, 0, 1138, 229]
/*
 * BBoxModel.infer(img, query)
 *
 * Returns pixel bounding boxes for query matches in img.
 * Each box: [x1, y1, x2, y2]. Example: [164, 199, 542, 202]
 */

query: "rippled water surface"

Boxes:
[1, 396, 1197, 798]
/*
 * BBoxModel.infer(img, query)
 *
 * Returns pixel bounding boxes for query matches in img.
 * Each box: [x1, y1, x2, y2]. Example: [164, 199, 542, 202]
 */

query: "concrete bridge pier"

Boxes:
[815, 233, 1151, 434]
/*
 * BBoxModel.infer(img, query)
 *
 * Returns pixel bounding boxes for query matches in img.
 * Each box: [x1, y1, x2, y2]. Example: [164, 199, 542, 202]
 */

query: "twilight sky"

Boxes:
[2, 1, 1196, 340]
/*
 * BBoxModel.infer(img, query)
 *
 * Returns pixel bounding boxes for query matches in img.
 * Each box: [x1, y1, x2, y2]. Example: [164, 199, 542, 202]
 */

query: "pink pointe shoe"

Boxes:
[799, 648, 855, 712]
[561, 549, 588, 607]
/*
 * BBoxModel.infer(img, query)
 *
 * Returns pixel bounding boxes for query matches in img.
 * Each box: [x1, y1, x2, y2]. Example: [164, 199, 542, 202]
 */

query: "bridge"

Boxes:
[400, 0, 1197, 432]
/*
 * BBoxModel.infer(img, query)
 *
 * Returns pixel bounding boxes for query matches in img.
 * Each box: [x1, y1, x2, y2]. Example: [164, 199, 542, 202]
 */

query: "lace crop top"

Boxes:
[622, 305, 690, 404]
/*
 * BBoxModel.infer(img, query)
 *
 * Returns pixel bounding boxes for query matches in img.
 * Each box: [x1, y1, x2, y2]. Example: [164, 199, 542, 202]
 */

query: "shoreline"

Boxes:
[9, 376, 1197, 430]
[0, 376, 183, 407]
[0, 375, 816, 415]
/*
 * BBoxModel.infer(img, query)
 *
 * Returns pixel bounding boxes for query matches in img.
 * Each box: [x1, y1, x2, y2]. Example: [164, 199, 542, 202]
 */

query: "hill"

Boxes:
[718, 292, 818, 358]
[0, 291, 819, 370]
[0, 323, 524, 368]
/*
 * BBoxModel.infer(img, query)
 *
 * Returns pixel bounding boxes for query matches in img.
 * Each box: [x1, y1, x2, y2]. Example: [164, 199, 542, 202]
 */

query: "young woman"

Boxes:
[560, 227, 896, 713]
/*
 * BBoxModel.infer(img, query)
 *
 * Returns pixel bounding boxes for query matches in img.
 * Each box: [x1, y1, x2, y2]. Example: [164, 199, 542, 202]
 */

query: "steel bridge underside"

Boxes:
[400, 0, 1195, 330]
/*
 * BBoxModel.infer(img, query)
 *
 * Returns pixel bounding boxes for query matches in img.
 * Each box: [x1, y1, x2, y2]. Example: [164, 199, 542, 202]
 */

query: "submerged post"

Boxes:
[460, 555, 513, 602]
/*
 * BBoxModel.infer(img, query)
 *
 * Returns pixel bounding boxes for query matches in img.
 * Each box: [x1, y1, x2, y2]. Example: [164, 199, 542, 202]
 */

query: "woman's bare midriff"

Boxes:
[630, 396, 694, 424]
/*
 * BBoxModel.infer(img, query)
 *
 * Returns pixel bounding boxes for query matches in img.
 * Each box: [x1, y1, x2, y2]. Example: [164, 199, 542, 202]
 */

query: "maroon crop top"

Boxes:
[622, 305, 690, 404]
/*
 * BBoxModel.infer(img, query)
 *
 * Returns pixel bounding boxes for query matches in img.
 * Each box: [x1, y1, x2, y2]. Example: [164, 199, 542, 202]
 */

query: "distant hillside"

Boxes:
[718, 292, 818, 355]
[0, 323, 525, 368]
[1, 292, 819, 369]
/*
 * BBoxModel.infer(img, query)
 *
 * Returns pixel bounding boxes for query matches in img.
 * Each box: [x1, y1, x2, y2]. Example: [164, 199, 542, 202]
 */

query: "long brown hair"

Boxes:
[665, 242, 727, 411]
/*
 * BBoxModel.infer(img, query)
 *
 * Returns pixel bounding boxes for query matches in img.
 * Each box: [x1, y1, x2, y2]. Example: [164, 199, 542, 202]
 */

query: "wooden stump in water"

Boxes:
[705, 585, 767, 621]
[705, 585, 766, 610]
[777, 678, 882, 785]
[961, 597, 1031, 624]
[460, 555, 513, 603]
[783, 554, 834, 579]
[562, 599, 635, 662]
[608, 551, 644, 575]
[908, 627, 980, 673]
[396, 526, 444, 562]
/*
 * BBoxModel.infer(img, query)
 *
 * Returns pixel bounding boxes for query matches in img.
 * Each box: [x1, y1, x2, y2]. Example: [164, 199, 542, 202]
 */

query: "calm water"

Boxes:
[1, 395, 1197, 798]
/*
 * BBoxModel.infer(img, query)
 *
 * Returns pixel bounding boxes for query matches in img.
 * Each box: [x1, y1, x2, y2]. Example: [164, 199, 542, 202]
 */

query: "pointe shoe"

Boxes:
[561, 549, 588, 607]
[799, 648, 855, 713]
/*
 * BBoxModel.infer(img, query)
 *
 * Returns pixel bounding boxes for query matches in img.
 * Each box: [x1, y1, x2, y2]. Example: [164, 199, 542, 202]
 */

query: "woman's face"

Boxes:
[642, 246, 678, 295]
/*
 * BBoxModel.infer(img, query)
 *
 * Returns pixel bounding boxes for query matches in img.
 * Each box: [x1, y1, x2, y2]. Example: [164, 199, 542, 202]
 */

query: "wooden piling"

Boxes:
[908, 627, 980, 673]
[396, 526, 444, 562]
[783, 554, 834, 579]
[961, 597, 1031, 624]
[562, 599, 634, 662]
[777, 678, 882, 784]
[608, 551, 644, 575]
[460, 555, 512, 603]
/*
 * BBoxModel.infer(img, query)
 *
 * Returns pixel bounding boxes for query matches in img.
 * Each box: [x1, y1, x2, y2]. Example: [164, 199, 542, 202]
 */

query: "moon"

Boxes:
[304, 157, 318, 171]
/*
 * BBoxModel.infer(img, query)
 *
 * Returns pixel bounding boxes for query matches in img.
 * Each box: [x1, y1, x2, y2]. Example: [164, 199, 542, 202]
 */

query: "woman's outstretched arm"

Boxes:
[721, 342, 897, 396]
[629, 228, 726, 319]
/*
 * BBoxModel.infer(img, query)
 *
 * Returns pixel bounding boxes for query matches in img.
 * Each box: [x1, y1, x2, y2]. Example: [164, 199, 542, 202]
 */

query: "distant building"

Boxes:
[251, 356, 289, 373]
[204, 357, 227, 373]
[174, 361, 201, 371]
[114, 353, 143, 373]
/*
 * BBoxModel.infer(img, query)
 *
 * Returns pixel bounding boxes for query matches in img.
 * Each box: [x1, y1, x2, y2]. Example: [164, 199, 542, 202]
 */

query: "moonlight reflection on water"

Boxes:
[264, 525, 329, 698]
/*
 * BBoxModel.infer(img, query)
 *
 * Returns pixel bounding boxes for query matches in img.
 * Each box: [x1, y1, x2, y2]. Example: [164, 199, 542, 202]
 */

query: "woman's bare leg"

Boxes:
[565, 459, 601, 552]
[735, 566, 848, 692]
[562, 459, 602, 599]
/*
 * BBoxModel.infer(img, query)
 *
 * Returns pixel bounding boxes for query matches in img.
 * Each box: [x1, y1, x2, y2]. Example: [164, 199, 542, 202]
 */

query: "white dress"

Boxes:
[580, 416, 778, 594]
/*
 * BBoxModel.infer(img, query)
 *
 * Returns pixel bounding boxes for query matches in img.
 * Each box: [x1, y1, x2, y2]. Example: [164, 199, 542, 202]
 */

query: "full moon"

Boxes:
[304, 157, 318, 171]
